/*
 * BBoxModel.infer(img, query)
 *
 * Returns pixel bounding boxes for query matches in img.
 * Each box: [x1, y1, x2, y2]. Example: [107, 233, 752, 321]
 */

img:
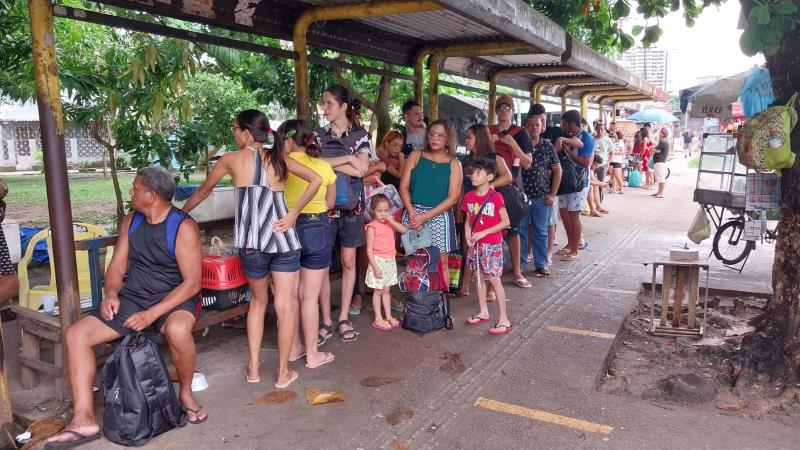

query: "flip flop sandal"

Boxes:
[275, 370, 299, 389]
[245, 367, 260, 384]
[288, 350, 306, 363]
[337, 320, 359, 343]
[489, 323, 513, 336]
[44, 430, 102, 449]
[555, 248, 570, 256]
[578, 243, 589, 250]
[371, 320, 393, 331]
[466, 315, 491, 325]
[186, 406, 208, 424]
[535, 268, 552, 277]
[560, 254, 579, 262]
[317, 322, 333, 346]
[305, 352, 335, 369]
[513, 278, 532, 288]
[387, 317, 400, 328]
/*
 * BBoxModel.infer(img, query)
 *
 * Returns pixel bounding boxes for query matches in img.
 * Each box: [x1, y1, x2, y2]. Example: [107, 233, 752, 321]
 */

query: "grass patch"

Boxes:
[687, 154, 700, 169]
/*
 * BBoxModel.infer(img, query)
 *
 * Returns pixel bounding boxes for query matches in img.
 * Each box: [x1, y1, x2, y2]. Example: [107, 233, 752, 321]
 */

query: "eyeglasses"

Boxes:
[428, 132, 447, 139]
[495, 104, 512, 112]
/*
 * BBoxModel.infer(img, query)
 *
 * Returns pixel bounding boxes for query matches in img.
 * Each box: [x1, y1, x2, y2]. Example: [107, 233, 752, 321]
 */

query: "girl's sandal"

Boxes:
[337, 320, 359, 342]
[466, 315, 491, 325]
[317, 322, 333, 346]
[489, 323, 513, 335]
[386, 317, 400, 328]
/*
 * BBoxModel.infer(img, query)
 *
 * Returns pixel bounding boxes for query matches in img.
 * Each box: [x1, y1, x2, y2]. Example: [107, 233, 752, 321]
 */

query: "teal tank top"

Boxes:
[410, 154, 451, 207]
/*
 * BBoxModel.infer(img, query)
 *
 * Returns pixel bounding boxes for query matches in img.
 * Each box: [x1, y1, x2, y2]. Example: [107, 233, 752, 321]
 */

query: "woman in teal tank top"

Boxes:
[400, 119, 463, 261]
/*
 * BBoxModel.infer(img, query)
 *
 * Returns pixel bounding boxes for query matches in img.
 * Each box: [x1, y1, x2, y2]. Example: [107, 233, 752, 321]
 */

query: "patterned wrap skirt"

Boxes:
[402, 204, 458, 254]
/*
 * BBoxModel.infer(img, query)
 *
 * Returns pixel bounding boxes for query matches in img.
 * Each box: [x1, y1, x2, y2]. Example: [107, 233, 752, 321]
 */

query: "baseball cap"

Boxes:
[496, 94, 514, 109]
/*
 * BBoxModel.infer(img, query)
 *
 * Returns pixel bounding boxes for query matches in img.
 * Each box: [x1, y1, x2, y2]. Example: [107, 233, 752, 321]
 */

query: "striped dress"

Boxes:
[234, 147, 301, 253]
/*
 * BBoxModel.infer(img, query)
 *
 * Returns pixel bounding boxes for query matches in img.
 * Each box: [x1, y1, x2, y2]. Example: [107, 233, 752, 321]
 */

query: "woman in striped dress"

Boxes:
[183, 109, 321, 389]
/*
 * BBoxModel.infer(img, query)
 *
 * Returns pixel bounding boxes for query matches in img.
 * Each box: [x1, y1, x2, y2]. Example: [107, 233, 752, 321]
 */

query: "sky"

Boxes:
[624, 1, 764, 93]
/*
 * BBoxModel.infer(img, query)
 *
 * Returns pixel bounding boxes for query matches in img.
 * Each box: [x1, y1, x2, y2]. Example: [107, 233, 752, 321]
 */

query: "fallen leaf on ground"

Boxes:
[439, 352, 465, 375]
[725, 324, 755, 337]
[386, 406, 414, 425]
[360, 376, 402, 387]
[393, 437, 411, 450]
[305, 388, 345, 405]
[21, 418, 67, 450]
[248, 390, 297, 405]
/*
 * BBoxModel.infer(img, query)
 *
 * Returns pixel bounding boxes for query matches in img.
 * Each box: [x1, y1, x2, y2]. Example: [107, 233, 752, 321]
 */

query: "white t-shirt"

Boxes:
[595, 135, 614, 158]
[405, 129, 426, 151]
[610, 140, 626, 164]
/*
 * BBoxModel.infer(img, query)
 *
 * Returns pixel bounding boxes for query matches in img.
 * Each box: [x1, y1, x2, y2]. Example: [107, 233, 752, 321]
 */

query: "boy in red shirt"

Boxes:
[461, 158, 512, 335]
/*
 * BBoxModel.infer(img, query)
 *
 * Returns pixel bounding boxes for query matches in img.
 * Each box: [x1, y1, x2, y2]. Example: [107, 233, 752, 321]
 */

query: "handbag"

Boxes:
[556, 150, 586, 196]
[364, 180, 404, 222]
[401, 227, 432, 255]
[628, 169, 642, 188]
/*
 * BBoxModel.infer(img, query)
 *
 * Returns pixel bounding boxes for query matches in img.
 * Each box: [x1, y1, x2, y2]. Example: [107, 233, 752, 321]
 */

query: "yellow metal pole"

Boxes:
[531, 76, 601, 109]
[610, 96, 651, 119]
[29, 0, 82, 400]
[556, 84, 616, 116]
[578, 87, 631, 118]
[485, 65, 576, 122]
[293, 0, 442, 122]
[413, 41, 533, 105]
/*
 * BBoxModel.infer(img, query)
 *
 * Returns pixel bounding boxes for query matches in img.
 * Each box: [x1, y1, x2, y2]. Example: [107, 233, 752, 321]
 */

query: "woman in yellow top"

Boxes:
[279, 119, 337, 369]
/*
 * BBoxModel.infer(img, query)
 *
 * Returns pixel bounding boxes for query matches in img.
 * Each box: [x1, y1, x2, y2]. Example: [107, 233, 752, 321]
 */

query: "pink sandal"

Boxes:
[371, 320, 393, 331]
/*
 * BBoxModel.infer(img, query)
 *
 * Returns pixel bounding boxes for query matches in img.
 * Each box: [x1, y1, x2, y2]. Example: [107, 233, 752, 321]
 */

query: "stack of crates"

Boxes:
[201, 254, 249, 310]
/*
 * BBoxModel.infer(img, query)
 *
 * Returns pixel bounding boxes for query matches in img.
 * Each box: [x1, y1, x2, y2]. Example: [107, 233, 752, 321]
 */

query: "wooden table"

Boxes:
[644, 258, 712, 337]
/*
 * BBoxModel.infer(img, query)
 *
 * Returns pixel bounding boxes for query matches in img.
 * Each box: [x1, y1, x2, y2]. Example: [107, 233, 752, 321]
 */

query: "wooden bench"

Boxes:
[16, 217, 347, 399]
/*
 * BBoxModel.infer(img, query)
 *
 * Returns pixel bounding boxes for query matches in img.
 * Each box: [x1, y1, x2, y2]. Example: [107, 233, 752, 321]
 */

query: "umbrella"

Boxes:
[626, 109, 679, 123]
[688, 66, 775, 119]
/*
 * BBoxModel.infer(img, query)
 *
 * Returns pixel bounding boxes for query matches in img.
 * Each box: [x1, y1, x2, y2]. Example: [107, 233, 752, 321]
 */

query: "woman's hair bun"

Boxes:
[351, 98, 361, 111]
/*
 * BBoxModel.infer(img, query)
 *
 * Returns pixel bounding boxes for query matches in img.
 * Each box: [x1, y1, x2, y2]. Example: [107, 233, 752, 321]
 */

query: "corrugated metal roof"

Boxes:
[87, 0, 667, 102]
[0, 101, 40, 121]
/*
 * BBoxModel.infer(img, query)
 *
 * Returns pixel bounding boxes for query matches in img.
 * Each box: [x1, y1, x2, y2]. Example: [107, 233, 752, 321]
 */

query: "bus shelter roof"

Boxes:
[89, 0, 667, 103]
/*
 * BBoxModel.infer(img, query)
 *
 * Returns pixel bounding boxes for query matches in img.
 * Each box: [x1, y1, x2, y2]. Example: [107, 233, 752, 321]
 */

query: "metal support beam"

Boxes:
[486, 65, 577, 123]
[530, 75, 602, 105]
[412, 40, 534, 105]
[29, 0, 81, 378]
[578, 87, 634, 117]
[293, 0, 441, 122]
[55, 6, 418, 84]
[558, 83, 617, 115]
[609, 96, 651, 120]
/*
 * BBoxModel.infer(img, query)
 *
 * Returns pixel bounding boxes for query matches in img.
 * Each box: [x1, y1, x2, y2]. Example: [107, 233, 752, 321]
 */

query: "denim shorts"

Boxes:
[296, 213, 332, 270]
[239, 248, 301, 279]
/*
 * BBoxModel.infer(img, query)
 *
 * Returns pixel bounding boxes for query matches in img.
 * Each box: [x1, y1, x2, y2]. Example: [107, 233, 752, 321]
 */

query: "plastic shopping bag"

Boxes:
[687, 207, 711, 244]
[364, 180, 403, 222]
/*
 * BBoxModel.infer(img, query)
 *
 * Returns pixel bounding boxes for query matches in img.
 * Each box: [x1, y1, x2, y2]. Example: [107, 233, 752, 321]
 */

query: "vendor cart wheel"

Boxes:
[712, 219, 755, 265]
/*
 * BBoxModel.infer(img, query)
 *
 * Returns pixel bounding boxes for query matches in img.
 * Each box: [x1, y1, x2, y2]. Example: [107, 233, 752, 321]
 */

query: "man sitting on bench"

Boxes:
[47, 166, 206, 448]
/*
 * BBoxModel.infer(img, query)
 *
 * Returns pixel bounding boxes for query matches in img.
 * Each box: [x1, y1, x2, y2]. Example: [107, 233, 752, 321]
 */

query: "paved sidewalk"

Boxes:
[13, 157, 791, 449]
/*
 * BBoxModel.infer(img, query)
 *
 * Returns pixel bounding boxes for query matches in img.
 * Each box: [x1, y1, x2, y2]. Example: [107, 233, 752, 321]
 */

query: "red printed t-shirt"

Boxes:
[365, 220, 396, 258]
[461, 189, 506, 245]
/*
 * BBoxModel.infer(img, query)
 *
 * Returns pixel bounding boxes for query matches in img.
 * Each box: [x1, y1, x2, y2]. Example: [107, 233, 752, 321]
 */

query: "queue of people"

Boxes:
[47, 83, 673, 447]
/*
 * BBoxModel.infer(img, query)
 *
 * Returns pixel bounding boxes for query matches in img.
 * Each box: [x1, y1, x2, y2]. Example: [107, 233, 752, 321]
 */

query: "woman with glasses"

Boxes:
[182, 109, 321, 389]
[399, 118, 463, 271]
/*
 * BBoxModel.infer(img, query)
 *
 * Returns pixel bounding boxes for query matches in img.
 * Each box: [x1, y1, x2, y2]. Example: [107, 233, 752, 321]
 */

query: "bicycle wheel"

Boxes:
[712, 219, 755, 265]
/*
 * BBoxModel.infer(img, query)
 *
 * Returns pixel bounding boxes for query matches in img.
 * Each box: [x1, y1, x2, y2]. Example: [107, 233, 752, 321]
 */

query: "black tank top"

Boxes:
[119, 207, 192, 308]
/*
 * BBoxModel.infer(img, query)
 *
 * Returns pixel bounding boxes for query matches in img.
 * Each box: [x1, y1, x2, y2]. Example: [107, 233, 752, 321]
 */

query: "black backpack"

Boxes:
[556, 150, 586, 196]
[101, 333, 186, 446]
[402, 291, 453, 333]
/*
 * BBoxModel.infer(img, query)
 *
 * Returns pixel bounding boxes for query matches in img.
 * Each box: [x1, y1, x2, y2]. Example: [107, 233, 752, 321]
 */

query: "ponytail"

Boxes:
[325, 84, 363, 131]
[236, 109, 287, 181]
[277, 119, 320, 158]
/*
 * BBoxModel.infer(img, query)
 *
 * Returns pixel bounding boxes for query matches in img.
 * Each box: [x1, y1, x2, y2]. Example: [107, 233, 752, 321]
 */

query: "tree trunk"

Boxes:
[740, 0, 800, 382]
[89, 120, 125, 229]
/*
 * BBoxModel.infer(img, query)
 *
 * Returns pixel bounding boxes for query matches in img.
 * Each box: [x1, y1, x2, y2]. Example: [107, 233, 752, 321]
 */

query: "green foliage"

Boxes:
[740, 1, 798, 56]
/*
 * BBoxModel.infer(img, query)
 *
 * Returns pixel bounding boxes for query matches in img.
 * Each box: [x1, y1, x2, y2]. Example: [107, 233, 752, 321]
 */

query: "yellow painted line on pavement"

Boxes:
[474, 397, 613, 434]
[590, 287, 639, 295]
[546, 325, 616, 340]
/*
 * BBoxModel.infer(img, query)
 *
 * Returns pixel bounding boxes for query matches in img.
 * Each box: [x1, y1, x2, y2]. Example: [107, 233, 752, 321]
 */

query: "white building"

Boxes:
[0, 100, 108, 169]
[617, 46, 669, 91]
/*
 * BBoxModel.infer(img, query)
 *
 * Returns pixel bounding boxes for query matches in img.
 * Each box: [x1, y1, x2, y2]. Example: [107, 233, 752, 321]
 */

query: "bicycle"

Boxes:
[712, 210, 777, 266]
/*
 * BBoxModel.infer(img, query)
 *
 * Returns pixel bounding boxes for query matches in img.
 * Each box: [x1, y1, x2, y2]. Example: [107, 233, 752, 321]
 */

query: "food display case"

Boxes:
[693, 133, 747, 210]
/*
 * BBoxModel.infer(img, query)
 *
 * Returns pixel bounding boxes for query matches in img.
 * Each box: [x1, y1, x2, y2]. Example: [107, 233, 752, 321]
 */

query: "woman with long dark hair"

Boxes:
[315, 84, 372, 343]
[278, 119, 336, 370]
[399, 118, 463, 272]
[183, 109, 322, 389]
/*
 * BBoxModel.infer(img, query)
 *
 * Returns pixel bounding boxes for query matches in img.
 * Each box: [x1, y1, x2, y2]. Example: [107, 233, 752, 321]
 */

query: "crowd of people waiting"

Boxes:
[47, 84, 673, 448]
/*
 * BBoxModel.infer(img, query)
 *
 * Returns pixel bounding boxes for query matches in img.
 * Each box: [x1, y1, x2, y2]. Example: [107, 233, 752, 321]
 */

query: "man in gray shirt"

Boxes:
[401, 100, 426, 155]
